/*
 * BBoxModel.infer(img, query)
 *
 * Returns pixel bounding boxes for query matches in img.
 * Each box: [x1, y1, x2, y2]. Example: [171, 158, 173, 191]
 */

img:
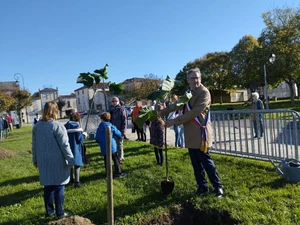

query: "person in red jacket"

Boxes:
[131, 101, 145, 141]
[6, 115, 13, 132]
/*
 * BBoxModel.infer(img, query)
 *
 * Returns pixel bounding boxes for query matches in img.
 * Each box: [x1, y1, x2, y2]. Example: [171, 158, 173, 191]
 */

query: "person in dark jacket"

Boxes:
[150, 104, 165, 166]
[0, 117, 3, 141]
[109, 97, 127, 163]
[64, 112, 87, 188]
[251, 92, 264, 138]
[95, 112, 127, 178]
[2, 116, 9, 138]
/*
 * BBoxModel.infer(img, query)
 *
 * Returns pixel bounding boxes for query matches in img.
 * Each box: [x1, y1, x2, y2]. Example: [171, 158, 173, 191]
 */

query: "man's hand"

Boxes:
[165, 119, 175, 128]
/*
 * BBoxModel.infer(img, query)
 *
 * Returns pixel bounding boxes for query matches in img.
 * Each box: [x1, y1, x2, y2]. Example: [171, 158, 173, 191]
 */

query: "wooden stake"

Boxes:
[106, 126, 114, 225]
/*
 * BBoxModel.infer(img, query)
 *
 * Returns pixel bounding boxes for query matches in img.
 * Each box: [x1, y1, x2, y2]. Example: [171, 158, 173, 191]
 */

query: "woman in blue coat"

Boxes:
[32, 102, 74, 219]
[64, 112, 87, 188]
[95, 112, 127, 178]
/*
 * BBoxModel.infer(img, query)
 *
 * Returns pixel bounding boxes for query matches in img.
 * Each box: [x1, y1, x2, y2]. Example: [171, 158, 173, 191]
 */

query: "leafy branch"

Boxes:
[77, 64, 109, 132]
[135, 76, 191, 129]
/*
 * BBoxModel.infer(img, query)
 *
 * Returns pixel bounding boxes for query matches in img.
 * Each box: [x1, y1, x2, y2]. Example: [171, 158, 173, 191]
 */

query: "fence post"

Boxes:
[106, 126, 114, 225]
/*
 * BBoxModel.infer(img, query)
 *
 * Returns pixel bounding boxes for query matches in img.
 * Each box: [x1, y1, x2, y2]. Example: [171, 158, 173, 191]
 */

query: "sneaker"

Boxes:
[46, 212, 55, 217]
[215, 187, 224, 198]
[196, 186, 209, 196]
[57, 212, 69, 219]
[74, 182, 81, 188]
[114, 172, 128, 178]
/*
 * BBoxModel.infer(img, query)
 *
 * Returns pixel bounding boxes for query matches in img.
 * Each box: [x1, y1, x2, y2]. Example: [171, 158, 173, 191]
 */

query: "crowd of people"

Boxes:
[29, 67, 231, 219]
[0, 114, 13, 141]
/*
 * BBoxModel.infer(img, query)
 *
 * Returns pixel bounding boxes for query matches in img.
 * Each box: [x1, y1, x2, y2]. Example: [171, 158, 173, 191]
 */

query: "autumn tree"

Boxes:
[202, 52, 235, 104]
[56, 98, 66, 119]
[259, 6, 300, 105]
[174, 57, 207, 95]
[229, 35, 263, 91]
[10, 90, 32, 127]
[124, 74, 162, 102]
[174, 53, 235, 103]
[0, 92, 15, 112]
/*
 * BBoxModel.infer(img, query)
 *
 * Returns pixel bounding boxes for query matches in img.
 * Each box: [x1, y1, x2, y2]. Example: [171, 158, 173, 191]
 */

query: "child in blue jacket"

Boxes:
[95, 112, 127, 178]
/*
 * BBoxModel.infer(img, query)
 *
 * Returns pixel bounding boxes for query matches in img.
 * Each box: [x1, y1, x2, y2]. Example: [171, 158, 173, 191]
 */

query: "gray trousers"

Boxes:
[115, 136, 124, 160]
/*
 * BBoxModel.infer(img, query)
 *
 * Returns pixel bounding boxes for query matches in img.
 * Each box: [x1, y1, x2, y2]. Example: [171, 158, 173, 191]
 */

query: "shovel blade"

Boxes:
[161, 179, 175, 195]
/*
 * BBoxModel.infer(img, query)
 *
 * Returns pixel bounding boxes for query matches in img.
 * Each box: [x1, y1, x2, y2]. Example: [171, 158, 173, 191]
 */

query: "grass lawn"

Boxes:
[211, 98, 300, 112]
[1, 118, 300, 224]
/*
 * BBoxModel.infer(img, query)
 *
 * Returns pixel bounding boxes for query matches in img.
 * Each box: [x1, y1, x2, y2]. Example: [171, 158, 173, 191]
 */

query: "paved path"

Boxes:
[125, 120, 177, 147]
[57, 117, 178, 147]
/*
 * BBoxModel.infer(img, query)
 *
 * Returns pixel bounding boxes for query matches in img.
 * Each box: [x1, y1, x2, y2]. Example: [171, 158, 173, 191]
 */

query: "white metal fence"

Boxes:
[210, 109, 300, 161]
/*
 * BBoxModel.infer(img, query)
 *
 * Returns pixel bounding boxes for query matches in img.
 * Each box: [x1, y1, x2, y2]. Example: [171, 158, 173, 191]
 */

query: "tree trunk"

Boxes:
[287, 82, 295, 105]
[18, 110, 22, 128]
[84, 90, 97, 132]
[219, 88, 223, 104]
[295, 82, 300, 100]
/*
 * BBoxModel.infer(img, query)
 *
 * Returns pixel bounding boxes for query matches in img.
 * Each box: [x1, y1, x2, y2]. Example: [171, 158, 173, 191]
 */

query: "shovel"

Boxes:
[161, 126, 175, 195]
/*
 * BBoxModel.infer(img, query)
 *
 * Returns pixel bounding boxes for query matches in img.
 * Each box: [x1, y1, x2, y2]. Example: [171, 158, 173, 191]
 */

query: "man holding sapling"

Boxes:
[159, 68, 223, 198]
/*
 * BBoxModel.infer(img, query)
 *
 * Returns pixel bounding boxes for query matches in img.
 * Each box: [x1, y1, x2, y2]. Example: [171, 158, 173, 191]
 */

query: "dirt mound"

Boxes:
[0, 147, 18, 160]
[144, 203, 239, 225]
[47, 216, 95, 225]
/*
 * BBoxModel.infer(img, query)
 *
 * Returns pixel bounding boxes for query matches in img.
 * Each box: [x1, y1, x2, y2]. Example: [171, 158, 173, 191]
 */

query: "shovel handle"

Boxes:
[165, 126, 168, 180]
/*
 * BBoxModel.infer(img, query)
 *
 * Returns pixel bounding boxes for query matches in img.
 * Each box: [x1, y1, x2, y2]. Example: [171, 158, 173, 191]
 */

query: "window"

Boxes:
[67, 101, 71, 107]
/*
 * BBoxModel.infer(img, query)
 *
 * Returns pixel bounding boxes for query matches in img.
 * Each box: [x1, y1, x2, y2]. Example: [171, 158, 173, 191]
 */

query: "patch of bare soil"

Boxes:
[0, 147, 18, 160]
[47, 216, 95, 225]
[144, 203, 239, 225]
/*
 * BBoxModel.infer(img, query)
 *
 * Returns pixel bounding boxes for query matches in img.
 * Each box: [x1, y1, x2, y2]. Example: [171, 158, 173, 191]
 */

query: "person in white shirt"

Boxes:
[33, 113, 39, 127]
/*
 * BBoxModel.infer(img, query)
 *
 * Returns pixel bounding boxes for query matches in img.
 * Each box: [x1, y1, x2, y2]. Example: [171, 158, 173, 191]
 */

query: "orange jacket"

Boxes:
[132, 106, 141, 122]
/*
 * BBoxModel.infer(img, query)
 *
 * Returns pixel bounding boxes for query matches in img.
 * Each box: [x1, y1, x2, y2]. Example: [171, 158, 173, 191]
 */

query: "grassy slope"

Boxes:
[211, 99, 300, 112]
[1, 100, 300, 225]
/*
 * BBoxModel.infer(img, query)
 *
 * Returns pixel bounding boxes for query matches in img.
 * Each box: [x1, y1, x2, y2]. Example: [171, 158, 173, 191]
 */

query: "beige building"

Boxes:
[122, 77, 144, 92]
[74, 83, 110, 113]
[56, 93, 77, 118]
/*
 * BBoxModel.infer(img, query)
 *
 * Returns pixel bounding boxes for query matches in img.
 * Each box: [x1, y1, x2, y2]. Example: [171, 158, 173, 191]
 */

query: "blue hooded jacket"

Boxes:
[64, 120, 86, 166]
[95, 122, 122, 155]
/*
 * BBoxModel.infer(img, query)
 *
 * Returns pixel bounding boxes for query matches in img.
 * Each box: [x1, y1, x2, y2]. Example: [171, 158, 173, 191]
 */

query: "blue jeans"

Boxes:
[44, 185, 65, 217]
[173, 125, 179, 147]
[253, 119, 264, 137]
[188, 148, 222, 189]
[178, 126, 184, 147]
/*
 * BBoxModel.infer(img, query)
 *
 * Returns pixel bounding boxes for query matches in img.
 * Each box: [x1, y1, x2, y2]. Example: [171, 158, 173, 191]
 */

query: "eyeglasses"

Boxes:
[188, 76, 200, 80]
[112, 100, 118, 102]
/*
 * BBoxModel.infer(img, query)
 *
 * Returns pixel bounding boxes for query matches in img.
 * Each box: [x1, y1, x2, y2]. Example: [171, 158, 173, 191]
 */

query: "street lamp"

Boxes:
[263, 53, 276, 109]
[13, 73, 28, 125]
[14, 73, 25, 90]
